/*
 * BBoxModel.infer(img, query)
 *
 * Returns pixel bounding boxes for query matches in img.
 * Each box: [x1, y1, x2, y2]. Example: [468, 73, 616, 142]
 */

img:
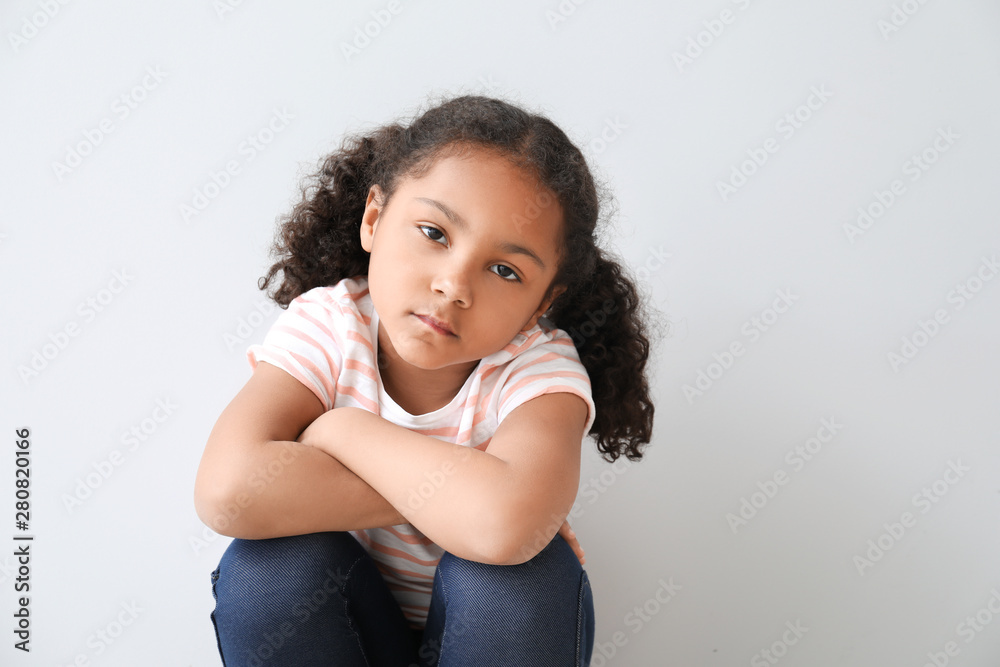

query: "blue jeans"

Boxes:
[210, 531, 594, 666]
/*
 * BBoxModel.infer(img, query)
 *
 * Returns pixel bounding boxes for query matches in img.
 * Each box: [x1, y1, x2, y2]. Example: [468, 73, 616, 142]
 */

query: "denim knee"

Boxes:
[427, 533, 595, 666]
[213, 532, 364, 611]
[210, 532, 370, 665]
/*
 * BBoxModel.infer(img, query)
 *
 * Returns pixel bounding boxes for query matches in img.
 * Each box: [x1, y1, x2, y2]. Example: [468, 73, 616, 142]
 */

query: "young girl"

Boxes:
[195, 94, 656, 666]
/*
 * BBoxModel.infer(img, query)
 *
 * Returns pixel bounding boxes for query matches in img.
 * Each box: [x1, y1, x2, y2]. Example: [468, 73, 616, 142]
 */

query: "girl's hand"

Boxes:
[297, 407, 363, 456]
[558, 520, 586, 566]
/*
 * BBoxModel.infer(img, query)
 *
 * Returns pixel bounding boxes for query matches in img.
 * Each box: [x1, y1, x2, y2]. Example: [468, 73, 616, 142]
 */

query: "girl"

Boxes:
[194, 94, 656, 666]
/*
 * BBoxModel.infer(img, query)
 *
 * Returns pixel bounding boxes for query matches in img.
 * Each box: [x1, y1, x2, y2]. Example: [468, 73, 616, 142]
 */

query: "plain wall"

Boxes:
[2, 1, 999, 664]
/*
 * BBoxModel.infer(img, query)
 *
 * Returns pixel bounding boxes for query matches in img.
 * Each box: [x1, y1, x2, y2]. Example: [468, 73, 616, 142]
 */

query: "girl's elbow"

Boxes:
[194, 473, 255, 538]
[492, 532, 551, 566]
[436, 510, 527, 566]
[497, 503, 572, 565]
[476, 513, 556, 566]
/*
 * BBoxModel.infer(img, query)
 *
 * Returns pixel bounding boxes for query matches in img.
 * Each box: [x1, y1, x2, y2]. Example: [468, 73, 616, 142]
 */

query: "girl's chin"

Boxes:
[382, 345, 452, 370]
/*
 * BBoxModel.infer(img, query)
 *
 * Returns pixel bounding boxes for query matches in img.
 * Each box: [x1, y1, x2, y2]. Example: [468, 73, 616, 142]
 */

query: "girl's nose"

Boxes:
[430, 263, 472, 307]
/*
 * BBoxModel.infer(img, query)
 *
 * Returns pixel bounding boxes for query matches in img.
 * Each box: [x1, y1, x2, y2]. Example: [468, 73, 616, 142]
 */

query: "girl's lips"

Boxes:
[416, 314, 455, 336]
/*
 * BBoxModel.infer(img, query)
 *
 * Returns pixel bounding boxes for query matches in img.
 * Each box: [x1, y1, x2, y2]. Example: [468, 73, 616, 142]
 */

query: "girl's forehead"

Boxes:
[402, 149, 552, 204]
[402, 158, 559, 220]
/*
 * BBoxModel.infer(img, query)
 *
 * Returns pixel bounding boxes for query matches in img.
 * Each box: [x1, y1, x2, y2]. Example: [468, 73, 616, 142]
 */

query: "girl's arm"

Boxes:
[193, 362, 406, 538]
[299, 392, 590, 566]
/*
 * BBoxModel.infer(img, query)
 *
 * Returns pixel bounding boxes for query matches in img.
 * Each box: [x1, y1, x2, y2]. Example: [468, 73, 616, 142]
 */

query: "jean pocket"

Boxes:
[576, 570, 595, 666]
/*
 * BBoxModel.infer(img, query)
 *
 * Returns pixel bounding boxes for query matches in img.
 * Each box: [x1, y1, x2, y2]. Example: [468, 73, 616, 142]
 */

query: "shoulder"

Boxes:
[246, 277, 372, 411]
[484, 319, 586, 371]
[483, 319, 580, 366]
[254, 277, 373, 360]
[489, 320, 596, 438]
[285, 276, 373, 328]
[293, 276, 368, 309]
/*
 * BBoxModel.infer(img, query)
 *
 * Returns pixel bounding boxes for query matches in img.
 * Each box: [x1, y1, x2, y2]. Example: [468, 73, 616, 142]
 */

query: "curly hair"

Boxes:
[259, 94, 659, 462]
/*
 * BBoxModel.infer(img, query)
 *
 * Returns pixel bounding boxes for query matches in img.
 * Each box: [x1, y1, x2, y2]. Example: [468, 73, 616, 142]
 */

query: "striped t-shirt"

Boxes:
[246, 275, 596, 628]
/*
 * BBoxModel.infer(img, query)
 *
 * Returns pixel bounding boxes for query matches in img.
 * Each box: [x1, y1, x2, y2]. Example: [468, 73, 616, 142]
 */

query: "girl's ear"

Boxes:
[360, 185, 384, 253]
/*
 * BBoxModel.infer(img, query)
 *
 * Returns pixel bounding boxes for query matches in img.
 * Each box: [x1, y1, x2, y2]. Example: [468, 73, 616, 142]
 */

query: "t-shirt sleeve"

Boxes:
[496, 335, 597, 441]
[246, 289, 342, 411]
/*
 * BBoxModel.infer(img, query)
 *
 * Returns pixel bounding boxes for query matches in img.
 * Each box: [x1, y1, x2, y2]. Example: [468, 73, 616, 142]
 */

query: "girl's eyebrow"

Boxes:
[414, 196, 547, 271]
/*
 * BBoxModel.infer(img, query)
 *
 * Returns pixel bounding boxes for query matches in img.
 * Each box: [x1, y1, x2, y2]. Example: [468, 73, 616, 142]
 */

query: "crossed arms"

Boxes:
[193, 361, 588, 565]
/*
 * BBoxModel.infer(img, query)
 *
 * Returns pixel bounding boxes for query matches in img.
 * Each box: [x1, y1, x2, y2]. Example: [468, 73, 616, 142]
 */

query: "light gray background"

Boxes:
[2, 1, 999, 665]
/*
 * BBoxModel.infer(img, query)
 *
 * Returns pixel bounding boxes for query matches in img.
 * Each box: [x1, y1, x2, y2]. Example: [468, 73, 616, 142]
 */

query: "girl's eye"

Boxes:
[419, 225, 521, 283]
[419, 225, 446, 244]
[492, 265, 521, 282]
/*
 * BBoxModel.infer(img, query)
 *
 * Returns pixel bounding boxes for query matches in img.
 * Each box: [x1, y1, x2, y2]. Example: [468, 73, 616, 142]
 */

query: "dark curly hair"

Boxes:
[259, 93, 659, 462]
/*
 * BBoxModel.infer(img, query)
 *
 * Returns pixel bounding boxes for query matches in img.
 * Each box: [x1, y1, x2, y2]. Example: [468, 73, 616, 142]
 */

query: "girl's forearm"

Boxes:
[300, 407, 523, 563]
[196, 438, 407, 539]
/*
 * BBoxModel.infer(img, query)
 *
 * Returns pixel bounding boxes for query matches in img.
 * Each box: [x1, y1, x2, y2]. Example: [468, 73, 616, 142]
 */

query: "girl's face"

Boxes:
[360, 146, 566, 374]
